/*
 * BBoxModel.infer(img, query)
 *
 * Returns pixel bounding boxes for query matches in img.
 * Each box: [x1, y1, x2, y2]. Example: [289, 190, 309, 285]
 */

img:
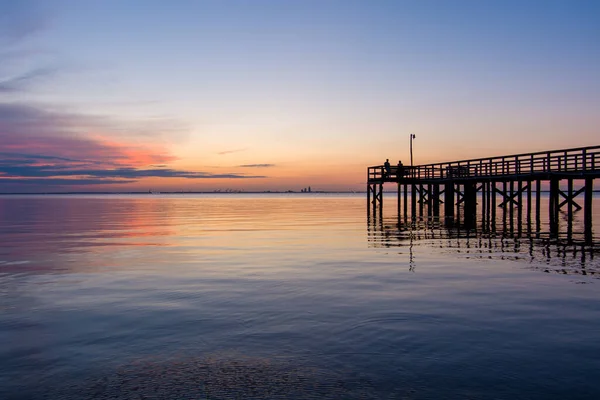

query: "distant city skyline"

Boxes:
[1, 0, 599, 192]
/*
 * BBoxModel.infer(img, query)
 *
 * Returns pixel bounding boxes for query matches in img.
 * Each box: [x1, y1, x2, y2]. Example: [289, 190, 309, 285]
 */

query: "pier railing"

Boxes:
[368, 145, 600, 181]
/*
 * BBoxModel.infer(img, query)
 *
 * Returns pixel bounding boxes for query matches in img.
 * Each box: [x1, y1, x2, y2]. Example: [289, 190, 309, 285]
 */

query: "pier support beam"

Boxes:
[397, 182, 401, 217]
[411, 183, 417, 219]
[433, 184, 440, 217]
[403, 183, 408, 222]
[536, 179, 541, 232]
[491, 181, 497, 230]
[464, 182, 477, 227]
[585, 177, 593, 244]
[418, 184, 424, 216]
[549, 177, 560, 235]
[427, 184, 433, 217]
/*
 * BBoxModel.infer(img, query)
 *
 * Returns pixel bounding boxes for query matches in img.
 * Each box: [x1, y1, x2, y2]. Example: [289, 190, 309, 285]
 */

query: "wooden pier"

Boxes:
[367, 145, 600, 242]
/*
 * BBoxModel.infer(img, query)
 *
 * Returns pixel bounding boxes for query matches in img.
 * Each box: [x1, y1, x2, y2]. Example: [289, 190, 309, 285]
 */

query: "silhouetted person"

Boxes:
[384, 159, 391, 178]
[397, 160, 404, 178]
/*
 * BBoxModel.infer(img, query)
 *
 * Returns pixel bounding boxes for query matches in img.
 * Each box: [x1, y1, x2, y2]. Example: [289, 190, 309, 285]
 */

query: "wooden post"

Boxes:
[456, 184, 462, 223]
[372, 184, 377, 214]
[427, 183, 433, 217]
[491, 181, 497, 230]
[527, 180, 532, 217]
[403, 183, 408, 222]
[418, 184, 424, 216]
[481, 182, 487, 227]
[517, 180, 523, 224]
[536, 179, 541, 232]
[584, 177, 593, 244]
[411, 183, 417, 219]
[549, 177, 559, 235]
[397, 182, 401, 217]
[464, 182, 476, 227]
[567, 178, 574, 223]
[502, 189, 507, 232]
[509, 180, 515, 230]
[433, 184, 440, 217]
[526, 180, 532, 233]
[445, 181, 454, 219]
[486, 181, 492, 230]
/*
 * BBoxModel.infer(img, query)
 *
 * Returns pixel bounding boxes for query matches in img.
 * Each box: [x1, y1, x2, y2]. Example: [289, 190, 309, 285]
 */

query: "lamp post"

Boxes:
[410, 134, 416, 166]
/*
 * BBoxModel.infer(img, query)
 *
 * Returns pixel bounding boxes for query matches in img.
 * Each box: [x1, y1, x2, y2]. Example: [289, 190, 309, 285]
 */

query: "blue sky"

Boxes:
[1, 0, 599, 192]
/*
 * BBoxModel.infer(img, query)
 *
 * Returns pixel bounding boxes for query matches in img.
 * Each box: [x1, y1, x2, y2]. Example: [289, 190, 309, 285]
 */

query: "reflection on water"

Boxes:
[2, 194, 600, 399]
[368, 194, 600, 277]
[368, 215, 600, 277]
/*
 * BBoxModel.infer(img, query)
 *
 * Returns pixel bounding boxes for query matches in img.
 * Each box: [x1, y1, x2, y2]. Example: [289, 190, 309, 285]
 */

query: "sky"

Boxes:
[1, 0, 599, 192]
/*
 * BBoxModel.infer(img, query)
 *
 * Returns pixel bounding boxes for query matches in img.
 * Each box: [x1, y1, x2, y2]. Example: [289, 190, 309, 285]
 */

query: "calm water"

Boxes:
[1, 193, 600, 399]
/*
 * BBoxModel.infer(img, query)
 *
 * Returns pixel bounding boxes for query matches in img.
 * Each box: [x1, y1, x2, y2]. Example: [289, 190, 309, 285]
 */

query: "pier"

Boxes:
[367, 145, 600, 242]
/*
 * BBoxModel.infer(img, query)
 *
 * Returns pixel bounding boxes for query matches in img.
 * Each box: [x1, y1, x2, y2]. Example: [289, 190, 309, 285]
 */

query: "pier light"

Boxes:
[410, 134, 416, 166]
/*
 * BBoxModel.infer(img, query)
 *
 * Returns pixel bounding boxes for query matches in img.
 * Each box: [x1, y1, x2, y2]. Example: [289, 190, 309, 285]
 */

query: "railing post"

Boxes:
[546, 152, 551, 173]
[530, 154, 534, 173]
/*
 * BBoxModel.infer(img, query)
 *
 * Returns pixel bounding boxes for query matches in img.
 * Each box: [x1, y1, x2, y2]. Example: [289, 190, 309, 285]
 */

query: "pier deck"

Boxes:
[367, 145, 600, 241]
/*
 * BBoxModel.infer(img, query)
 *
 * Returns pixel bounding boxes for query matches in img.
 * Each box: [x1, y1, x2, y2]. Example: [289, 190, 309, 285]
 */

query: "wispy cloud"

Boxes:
[0, 102, 178, 164]
[0, 0, 55, 96]
[218, 148, 248, 155]
[2, 178, 137, 186]
[0, 66, 57, 92]
[0, 102, 268, 189]
[237, 164, 275, 168]
[0, 153, 266, 189]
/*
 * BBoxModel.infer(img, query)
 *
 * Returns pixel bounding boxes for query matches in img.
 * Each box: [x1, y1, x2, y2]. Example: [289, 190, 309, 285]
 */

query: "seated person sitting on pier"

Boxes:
[384, 159, 391, 178]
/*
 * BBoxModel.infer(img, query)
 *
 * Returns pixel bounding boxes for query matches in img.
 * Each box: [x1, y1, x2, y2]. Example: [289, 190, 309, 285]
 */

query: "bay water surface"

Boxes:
[1, 194, 599, 399]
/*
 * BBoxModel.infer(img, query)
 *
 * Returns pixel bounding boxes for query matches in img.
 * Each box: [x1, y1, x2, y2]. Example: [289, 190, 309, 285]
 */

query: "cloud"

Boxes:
[0, 67, 57, 92]
[0, 0, 55, 94]
[0, 163, 266, 179]
[0, 102, 268, 190]
[0, 102, 181, 164]
[237, 164, 275, 168]
[2, 178, 136, 186]
[218, 148, 248, 155]
[0, 152, 266, 190]
[0, 102, 185, 142]
[0, 152, 83, 163]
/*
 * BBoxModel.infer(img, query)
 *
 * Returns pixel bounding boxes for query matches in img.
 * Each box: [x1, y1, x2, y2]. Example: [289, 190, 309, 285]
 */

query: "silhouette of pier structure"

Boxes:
[367, 215, 599, 277]
[367, 145, 599, 242]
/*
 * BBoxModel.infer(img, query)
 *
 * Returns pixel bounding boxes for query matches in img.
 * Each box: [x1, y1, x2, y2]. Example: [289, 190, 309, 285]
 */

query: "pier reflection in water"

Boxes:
[368, 194, 600, 277]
